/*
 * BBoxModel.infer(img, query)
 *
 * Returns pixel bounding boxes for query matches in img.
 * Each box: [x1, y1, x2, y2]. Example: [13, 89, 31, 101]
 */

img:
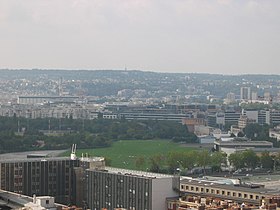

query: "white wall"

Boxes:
[152, 177, 179, 210]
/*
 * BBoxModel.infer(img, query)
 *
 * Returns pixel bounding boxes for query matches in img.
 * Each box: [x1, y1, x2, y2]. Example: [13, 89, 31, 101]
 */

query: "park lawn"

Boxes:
[64, 139, 196, 170]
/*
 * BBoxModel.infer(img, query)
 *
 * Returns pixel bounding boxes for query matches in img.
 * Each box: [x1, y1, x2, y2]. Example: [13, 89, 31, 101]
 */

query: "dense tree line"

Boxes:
[228, 150, 280, 171]
[0, 116, 197, 153]
[141, 150, 227, 174]
[144, 149, 280, 174]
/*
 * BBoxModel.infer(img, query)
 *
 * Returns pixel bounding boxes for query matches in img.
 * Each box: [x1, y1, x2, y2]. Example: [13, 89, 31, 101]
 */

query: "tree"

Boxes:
[181, 151, 197, 170]
[149, 154, 165, 173]
[210, 152, 227, 171]
[228, 152, 244, 170]
[196, 150, 211, 174]
[242, 150, 259, 169]
[244, 123, 262, 139]
[260, 151, 273, 169]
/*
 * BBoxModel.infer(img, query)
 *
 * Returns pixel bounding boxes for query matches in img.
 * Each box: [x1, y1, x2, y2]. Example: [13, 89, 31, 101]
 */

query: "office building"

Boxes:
[271, 110, 280, 126]
[0, 157, 79, 205]
[86, 167, 179, 210]
[224, 110, 241, 125]
[258, 109, 270, 125]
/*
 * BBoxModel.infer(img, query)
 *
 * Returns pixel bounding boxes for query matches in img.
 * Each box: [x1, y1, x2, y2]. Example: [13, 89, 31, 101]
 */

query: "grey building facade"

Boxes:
[86, 168, 179, 210]
[0, 157, 79, 205]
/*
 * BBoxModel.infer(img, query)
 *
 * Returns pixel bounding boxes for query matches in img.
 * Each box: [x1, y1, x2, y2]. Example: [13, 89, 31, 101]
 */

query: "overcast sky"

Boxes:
[0, 0, 279, 75]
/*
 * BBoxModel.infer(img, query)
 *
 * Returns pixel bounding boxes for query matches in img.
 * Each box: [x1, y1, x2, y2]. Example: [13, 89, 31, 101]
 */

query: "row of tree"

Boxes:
[141, 150, 280, 174]
[134, 150, 226, 174]
[229, 150, 280, 170]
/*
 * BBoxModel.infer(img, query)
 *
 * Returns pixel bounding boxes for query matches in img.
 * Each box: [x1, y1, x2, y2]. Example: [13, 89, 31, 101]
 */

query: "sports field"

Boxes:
[63, 139, 196, 170]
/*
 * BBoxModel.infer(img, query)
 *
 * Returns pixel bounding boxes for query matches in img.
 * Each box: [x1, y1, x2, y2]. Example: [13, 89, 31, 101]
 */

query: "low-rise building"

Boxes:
[214, 137, 273, 152]
[269, 126, 280, 141]
[179, 179, 280, 205]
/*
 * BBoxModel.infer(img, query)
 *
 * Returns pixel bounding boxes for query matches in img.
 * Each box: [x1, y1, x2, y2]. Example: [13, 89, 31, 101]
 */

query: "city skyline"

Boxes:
[0, 0, 280, 75]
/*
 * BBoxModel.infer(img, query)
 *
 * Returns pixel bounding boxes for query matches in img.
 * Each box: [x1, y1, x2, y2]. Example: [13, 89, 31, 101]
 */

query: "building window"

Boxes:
[227, 192, 230, 196]
[244, 194, 247, 198]
[206, 188, 209, 193]
[222, 191, 225, 195]
[196, 187, 199, 192]
[216, 190, 220, 194]
[46, 200, 49, 205]
[233, 192, 236, 196]
[250, 195, 253, 199]
[200, 188, 204, 192]
[186, 186, 189, 190]
[191, 187, 194, 191]
[238, 193, 242, 198]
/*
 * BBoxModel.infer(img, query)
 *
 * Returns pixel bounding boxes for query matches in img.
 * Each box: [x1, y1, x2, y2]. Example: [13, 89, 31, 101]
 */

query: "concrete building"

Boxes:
[240, 87, 251, 101]
[214, 137, 273, 152]
[86, 167, 179, 210]
[224, 110, 241, 125]
[251, 91, 258, 100]
[271, 110, 280, 126]
[18, 96, 79, 105]
[179, 179, 280, 205]
[242, 109, 259, 123]
[194, 125, 213, 136]
[198, 135, 216, 144]
[258, 110, 270, 125]
[207, 113, 226, 129]
[238, 115, 256, 129]
[269, 126, 280, 141]
[0, 157, 79, 205]
[0, 190, 69, 210]
[182, 118, 206, 133]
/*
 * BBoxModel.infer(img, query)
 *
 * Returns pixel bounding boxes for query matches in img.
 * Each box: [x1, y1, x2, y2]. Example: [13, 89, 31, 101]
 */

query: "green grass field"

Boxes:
[63, 140, 197, 170]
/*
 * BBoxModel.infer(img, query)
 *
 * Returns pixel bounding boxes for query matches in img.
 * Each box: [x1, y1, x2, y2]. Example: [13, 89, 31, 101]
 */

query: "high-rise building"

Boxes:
[240, 87, 251, 100]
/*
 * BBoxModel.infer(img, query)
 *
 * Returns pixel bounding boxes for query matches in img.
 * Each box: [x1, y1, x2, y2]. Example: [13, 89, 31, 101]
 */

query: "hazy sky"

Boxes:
[0, 0, 280, 75]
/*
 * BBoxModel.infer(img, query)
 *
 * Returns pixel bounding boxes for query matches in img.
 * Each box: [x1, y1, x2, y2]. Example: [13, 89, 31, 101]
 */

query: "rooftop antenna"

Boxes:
[70, 144, 77, 160]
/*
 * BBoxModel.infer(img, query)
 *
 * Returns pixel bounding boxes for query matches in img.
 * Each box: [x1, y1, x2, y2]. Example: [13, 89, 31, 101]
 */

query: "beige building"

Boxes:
[180, 179, 280, 205]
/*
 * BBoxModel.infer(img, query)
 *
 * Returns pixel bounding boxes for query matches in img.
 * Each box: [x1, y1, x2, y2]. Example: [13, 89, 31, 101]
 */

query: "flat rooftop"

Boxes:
[180, 178, 280, 195]
[215, 140, 273, 146]
[0, 156, 73, 163]
[88, 166, 175, 179]
[0, 150, 67, 160]
[0, 190, 66, 209]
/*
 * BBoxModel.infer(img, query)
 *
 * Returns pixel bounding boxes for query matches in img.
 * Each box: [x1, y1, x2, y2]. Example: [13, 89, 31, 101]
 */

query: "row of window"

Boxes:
[181, 184, 264, 200]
